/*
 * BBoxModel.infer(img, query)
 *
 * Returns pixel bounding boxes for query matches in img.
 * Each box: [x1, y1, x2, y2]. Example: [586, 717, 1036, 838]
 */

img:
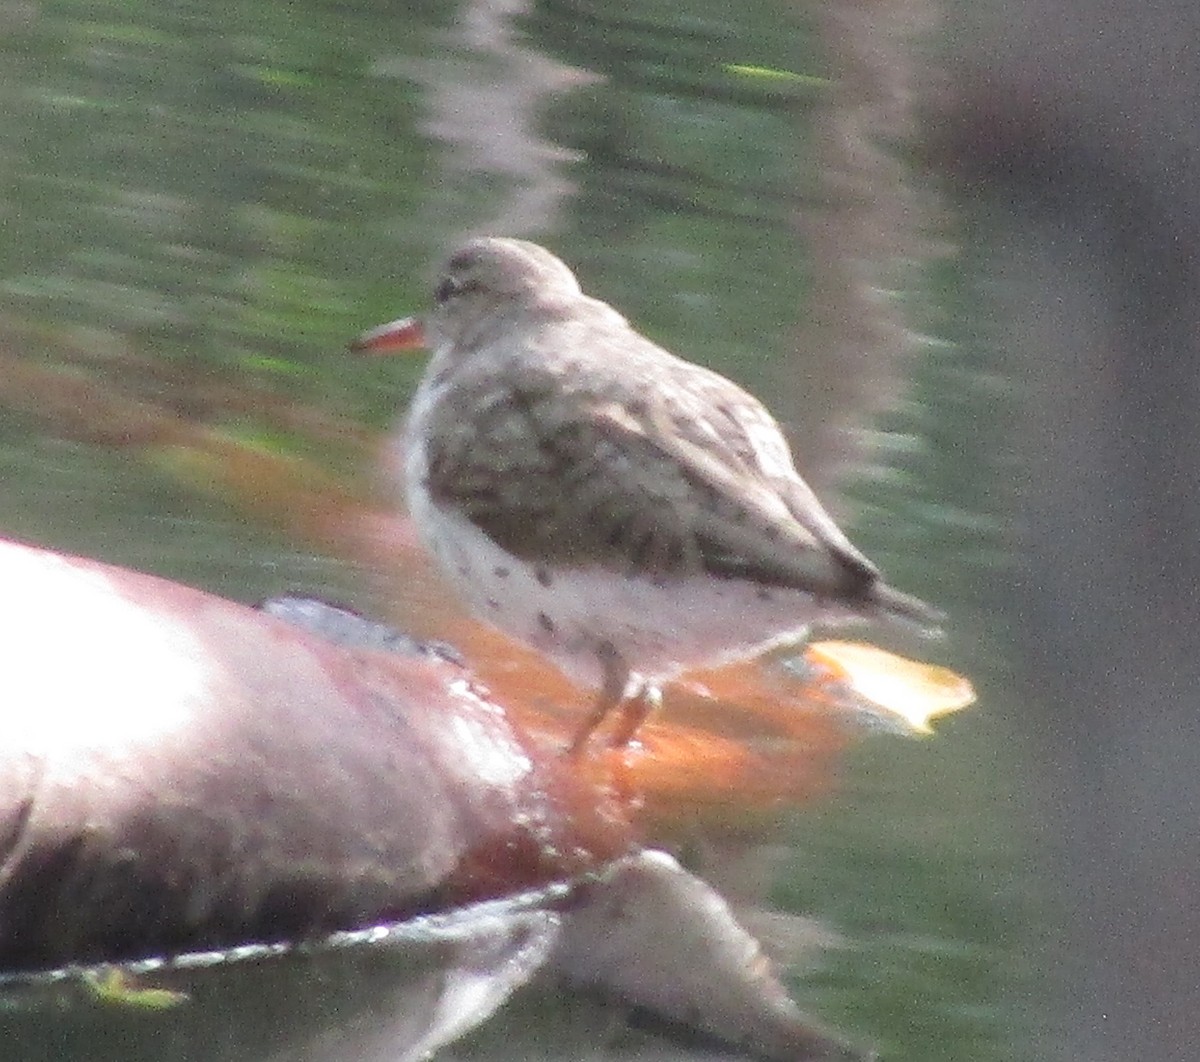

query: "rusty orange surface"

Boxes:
[0, 331, 973, 826]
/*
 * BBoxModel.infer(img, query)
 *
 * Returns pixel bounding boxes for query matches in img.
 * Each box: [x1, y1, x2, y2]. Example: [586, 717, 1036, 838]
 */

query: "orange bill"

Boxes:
[350, 316, 427, 354]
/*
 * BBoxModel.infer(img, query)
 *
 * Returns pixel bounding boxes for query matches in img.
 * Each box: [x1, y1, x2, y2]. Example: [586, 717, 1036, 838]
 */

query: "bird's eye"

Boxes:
[434, 275, 460, 305]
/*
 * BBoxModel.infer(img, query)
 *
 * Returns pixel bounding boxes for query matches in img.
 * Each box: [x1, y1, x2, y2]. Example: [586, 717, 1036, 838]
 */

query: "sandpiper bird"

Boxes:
[354, 238, 939, 754]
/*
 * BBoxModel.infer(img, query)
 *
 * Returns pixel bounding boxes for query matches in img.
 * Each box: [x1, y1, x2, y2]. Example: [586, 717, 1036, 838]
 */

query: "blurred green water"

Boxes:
[0, 1, 1037, 1059]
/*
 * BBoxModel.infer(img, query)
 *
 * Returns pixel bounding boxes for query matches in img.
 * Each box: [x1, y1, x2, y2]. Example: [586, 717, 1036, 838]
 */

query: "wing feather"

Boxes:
[421, 365, 875, 600]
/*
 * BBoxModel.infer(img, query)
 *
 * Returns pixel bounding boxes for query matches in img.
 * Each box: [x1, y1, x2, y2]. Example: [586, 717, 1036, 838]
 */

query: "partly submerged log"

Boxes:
[0, 535, 631, 968]
[0, 537, 865, 1061]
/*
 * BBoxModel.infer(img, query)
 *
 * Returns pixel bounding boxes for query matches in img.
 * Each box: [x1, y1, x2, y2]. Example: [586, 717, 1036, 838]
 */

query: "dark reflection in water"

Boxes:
[0, 0, 1033, 1060]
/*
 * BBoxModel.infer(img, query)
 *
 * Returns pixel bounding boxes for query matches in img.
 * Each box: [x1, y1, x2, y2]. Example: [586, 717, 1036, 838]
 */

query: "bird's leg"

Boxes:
[607, 682, 661, 750]
[567, 642, 633, 757]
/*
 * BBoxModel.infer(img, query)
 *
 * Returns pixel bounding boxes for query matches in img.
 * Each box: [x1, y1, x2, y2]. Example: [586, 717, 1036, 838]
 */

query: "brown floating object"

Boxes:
[0, 536, 870, 1060]
[0, 535, 630, 971]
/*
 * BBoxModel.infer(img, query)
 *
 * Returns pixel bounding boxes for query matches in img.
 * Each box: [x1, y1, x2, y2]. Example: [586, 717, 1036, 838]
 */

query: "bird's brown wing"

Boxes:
[421, 371, 875, 600]
[647, 363, 880, 583]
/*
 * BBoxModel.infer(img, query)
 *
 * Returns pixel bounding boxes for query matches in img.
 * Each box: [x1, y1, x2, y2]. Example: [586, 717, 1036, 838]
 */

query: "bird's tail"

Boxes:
[868, 582, 945, 637]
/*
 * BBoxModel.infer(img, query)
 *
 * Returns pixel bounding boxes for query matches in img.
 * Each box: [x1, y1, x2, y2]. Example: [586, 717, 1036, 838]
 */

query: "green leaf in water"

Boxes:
[236, 64, 316, 89]
[83, 968, 189, 1010]
[723, 63, 832, 88]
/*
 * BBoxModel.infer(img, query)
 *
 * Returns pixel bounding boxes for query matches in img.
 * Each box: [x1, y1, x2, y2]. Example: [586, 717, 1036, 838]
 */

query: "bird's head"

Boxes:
[351, 238, 583, 359]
